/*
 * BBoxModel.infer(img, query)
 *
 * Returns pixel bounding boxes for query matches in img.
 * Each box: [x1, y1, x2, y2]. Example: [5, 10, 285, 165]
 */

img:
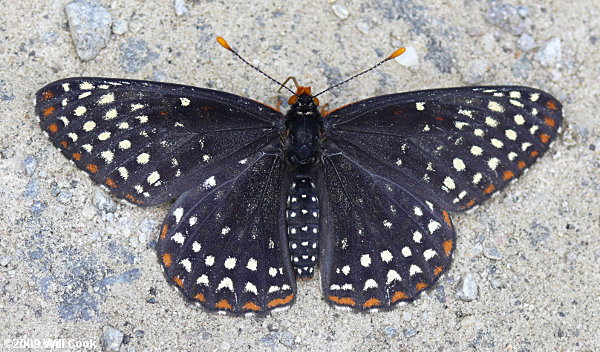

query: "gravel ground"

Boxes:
[1, 1, 599, 351]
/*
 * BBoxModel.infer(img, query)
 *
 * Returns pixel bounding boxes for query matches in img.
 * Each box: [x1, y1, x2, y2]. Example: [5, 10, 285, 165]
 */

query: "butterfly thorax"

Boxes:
[283, 92, 323, 170]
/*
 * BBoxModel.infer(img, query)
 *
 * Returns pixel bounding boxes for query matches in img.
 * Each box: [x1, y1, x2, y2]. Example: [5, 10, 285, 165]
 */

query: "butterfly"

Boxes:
[35, 37, 562, 315]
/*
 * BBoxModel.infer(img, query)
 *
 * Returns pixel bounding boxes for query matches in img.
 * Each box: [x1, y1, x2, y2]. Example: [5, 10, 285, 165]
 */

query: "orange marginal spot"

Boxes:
[41, 91, 54, 100]
[517, 160, 526, 169]
[48, 123, 59, 133]
[546, 100, 558, 110]
[59, 140, 68, 148]
[434, 266, 444, 276]
[442, 210, 452, 228]
[530, 150, 539, 158]
[483, 184, 496, 194]
[544, 116, 556, 127]
[72, 152, 82, 161]
[363, 298, 382, 308]
[502, 170, 515, 181]
[105, 178, 117, 189]
[328, 295, 356, 306]
[194, 293, 205, 302]
[539, 133, 551, 144]
[391, 291, 408, 303]
[392, 110, 404, 115]
[267, 294, 294, 308]
[443, 239, 453, 256]
[243, 302, 261, 311]
[173, 276, 184, 288]
[42, 106, 55, 117]
[125, 194, 144, 204]
[200, 105, 211, 111]
[415, 282, 428, 292]
[160, 224, 168, 240]
[86, 164, 98, 173]
[159, 111, 169, 117]
[466, 199, 476, 208]
[216, 299, 233, 310]
[434, 116, 444, 121]
[162, 253, 173, 268]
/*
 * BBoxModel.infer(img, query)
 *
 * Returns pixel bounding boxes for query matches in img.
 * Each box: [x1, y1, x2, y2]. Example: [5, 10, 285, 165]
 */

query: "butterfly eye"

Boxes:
[288, 95, 298, 105]
[312, 97, 320, 106]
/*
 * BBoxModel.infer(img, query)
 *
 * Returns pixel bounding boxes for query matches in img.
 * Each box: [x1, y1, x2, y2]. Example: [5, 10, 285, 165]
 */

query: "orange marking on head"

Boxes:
[502, 170, 515, 181]
[72, 152, 82, 161]
[41, 91, 54, 100]
[517, 160, 526, 169]
[216, 299, 233, 310]
[194, 293, 205, 302]
[546, 100, 558, 110]
[483, 184, 496, 194]
[539, 133, 551, 144]
[105, 178, 117, 189]
[162, 253, 172, 267]
[434, 266, 443, 276]
[42, 106, 55, 117]
[391, 291, 408, 303]
[173, 276, 184, 288]
[160, 224, 168, 240]
[442, 210, 452, 228]
[267, 294, 294, 308]
[544, 116, 556, 127]
[363, 298, 382, 308]
[86, 164, 98, 173]
[48, 123, 59, 133]
[243, 302, 261, 311]
[416, 282, 428, 292]
[295, 86, 312, 96]
[443, 239, 453, 255]
[530, 150, 539, 158]
[60, 140, 68, 148]
[328, 296, 356, 306]
[434, 116, 444, 121]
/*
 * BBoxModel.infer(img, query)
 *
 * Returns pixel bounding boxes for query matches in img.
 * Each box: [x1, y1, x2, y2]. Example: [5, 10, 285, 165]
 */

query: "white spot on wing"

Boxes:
[363, 279, 378, 290]
[360, 254, 371, 267]
[409, 264, 422, 276]
[416, 102, 425, 111]
[172, 232, 185, 244]
[224, 257, 236, 269]
[217, 277, 234, 291]
[203, 176, 216, 189]
[428, 220, 441, 233]
[247, 258, 257, 271]
[380, 250, 393, 263]
[173, 208, 184, 223]
[386, 270, 401, 284]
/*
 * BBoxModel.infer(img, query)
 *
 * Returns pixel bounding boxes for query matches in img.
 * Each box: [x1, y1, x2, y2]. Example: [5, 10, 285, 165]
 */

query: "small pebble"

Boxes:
[404, 328, 418, 338]
[517, 34, 537, 52]
[512, 55, 532, 79]
[394, 46, 418, 67]
[402, 311, 412, 321]
[23, 180, 39, 199]
[22, 155, 37, 176]
[174, 0, 189, 16]
[486, 1, 527, 35]
[220, 341, 231, 350]
[461, 59, 491, 84]
[331, 4, 349, 20]
[43, 32, 59, 44]
[534, 37, 562, 67]
[65, 0, 112, 61]
[112, 19, 128, 35]
[383, 326, 398, 337]
[457, 272, 478, 301]
[101, 326, 124, 352]
[356, 20, 370, 34]
[93, 189, 117, 213]
[0, 256, 11, 267]
[483, 246, 503, 260]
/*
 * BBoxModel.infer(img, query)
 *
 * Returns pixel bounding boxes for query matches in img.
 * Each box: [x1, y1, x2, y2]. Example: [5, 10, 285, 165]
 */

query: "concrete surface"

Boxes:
[0, 0, 599, 351]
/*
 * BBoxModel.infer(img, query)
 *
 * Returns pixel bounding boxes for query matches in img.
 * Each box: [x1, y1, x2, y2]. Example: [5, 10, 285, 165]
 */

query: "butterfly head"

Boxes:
[288, 86, 320, 112]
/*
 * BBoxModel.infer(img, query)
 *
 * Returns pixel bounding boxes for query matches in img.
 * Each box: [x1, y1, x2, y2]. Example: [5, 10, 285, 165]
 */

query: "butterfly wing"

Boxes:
[323, 86, 562, 212]
[157, 146, 296, 314]
[35, 77, 283, 206]
[319, 146, 455, 310]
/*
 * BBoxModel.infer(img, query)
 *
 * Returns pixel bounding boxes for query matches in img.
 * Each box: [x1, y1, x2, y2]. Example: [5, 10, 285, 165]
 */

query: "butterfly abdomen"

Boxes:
[286, 176, 320, 279]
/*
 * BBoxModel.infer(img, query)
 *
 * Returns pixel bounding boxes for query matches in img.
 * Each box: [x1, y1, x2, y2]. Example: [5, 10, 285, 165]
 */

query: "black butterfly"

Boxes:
[35, 38, 562, 315]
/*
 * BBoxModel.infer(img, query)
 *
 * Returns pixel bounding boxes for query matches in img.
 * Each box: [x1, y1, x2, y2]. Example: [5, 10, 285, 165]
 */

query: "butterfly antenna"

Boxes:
[313, 47, 406, 98]
[217, 37, 296, 95]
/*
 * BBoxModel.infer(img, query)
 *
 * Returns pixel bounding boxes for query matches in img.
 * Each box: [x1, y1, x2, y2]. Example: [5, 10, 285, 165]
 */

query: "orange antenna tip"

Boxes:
[216, 36, 233, 51]
[387, 47, 406, 60]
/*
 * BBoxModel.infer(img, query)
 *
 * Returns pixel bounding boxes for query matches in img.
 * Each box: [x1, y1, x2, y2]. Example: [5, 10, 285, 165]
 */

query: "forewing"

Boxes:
[320, 149, 455, 311]
[324, 86, 562, 212]
[35, 77, 283, 206]
[157, 149, 296, 314]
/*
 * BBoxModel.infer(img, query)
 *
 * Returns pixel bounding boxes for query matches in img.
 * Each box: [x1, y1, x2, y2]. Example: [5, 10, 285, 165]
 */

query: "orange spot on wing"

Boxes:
[416, 282, 428, 292]
[194, 293, 205, 302]
[544, 116, 556, 127]
[48, 123, 59, 133]
[517, 160, 526, 169]
[434, 116, 444, 121]
[363, 298, 382, 308]
[267, 294, 294, 308]
[60, 140, 68, 148]
[328, 296, 356, 306]
[434, 266, 443, 276]
[126, 194, 144, 204]
[162, 253, 172, 267]
[392, 110, 404, 115]
[546, 100, 558, 110]
[201, 105, 211, 111]
[539, 133, 551, 144]
[159, 111, 169, 117]
[216, 299, 233, 310]
[443, 239, 453, 255]
[442, 210, 452, 228]
[483, 184, 496, 194]
[391, 291, 408, 303]
[173, 276, 184, 288]
[502, 170, 515, 181]
[105, 178, 117, 188]
[42, 106, 55, 117]
[86, 164, 98, 173]
[243, 302, 261, 311]
[530, 150, 539, 158]
[72, 152, 81, 161]
[465, 199, 476, 208]
[160, 225, 168, 240]
[41, 91, 54, 100]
